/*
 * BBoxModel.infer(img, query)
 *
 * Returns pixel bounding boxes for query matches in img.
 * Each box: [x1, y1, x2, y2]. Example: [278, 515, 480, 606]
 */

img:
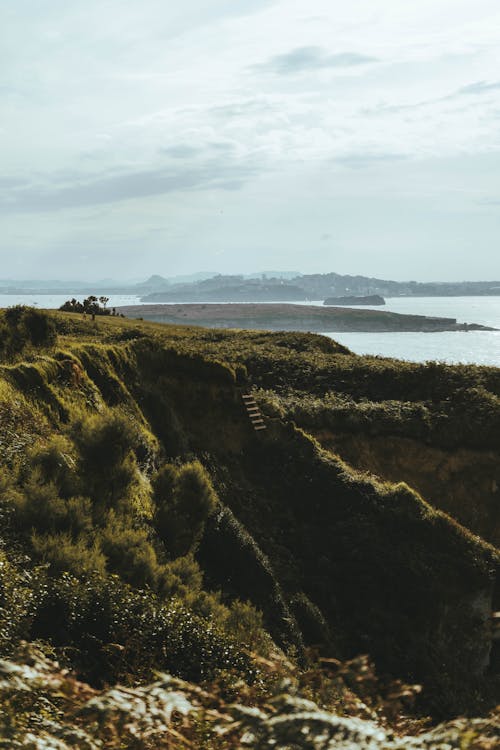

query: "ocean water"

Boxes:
[0, 293, 142, 310]
[1, 293, 499, 367]
[322, 296, 500, 366]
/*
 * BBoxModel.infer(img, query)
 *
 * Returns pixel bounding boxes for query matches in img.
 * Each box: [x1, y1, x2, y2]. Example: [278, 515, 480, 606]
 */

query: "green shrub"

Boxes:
[22, 436, 77, 496]
[29, 572, 256, 686]
[223, 600, 270, 654]
[71, 410, 146, 517]
[155, 560, 230, 631]
[0, 306, 56, 360]
[30, 532, 106, 578]
[72, 410, 140, 473]
[11, 474, 93, 538]
[99, 518, 161, 589]
[19, 307, 57, 348]
[153, 461, 218, 558]
[0, 552, 41, 655]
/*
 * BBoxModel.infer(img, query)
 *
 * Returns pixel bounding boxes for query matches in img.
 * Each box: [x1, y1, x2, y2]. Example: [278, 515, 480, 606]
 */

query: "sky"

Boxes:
[1, 0, 500, 282]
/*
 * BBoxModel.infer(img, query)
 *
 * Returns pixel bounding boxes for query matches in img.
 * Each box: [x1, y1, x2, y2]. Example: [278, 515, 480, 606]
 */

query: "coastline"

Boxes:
[116, 302, 497, 333]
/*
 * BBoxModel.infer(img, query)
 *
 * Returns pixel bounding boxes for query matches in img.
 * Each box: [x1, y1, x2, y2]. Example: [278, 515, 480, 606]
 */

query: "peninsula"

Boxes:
[117, 302, 496, 332]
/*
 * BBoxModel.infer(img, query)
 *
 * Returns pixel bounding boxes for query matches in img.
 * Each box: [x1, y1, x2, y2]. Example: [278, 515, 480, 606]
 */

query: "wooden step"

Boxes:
[250, 418, 265, 425]
[246, 406, 260, 414]
[254, 424, 267, 431]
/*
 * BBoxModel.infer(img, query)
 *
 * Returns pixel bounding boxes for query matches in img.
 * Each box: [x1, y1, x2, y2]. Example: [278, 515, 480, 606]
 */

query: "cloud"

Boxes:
[456, 80, 500, 96]
[476, 198, 500, 206]
[161, 144, 202, 159]
[0, 176, 31, 189]
[0, 160, 257, 214]
[333, 153, 408, 169]
[259, 46, 378, 75]
[161, 141, 236, 159]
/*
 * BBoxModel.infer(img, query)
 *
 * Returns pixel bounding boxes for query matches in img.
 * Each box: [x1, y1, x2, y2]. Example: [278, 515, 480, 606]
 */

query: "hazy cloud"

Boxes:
[457, 80, 500, 96]
[161, 144, 202, 159]
[0, 161, 256, 213]
[0, 176, 31, 189]
[333, 153, 409, 169]
[2, 0, 500, 280]
[259, 46, 378, 75]
[476, 197, 500, 205]
[161, 141, 236, 158]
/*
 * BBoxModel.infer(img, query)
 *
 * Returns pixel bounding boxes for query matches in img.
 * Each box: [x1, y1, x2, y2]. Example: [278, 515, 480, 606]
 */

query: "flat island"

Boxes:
[324, 294, 385, 306]
[117, 302, 497, 332]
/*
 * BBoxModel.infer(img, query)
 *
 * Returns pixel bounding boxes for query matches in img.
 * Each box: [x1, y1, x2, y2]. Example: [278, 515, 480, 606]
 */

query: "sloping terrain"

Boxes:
[0, 309, 498, 747]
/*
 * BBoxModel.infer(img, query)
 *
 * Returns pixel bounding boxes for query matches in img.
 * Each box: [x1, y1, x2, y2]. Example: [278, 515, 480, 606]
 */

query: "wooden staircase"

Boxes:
[242, 393, 266, 432]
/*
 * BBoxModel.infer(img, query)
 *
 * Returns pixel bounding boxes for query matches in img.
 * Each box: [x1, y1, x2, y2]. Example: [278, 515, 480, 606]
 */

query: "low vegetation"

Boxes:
[0, 307, 499, 746]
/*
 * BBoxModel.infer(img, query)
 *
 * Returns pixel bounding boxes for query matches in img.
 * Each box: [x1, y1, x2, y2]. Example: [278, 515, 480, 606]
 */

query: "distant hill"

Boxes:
[140, 272, 500, 303]
[2, 270, 500, 300]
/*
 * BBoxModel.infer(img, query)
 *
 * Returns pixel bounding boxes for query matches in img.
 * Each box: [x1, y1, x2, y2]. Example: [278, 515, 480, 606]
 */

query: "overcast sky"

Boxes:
[1, 0, 500, 281]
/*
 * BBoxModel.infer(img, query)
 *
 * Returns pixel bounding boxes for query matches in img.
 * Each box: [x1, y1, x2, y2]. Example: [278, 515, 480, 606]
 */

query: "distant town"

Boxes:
[1, 271, 500, 302]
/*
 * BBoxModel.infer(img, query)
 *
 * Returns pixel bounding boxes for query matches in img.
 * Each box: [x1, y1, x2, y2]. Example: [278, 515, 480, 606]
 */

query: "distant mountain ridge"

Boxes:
[139, 272, 500, 302]
[1, 271, 500, 299]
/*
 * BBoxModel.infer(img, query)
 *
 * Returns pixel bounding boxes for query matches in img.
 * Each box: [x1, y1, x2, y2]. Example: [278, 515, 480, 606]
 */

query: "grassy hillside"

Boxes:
[0, 307, 498, 736]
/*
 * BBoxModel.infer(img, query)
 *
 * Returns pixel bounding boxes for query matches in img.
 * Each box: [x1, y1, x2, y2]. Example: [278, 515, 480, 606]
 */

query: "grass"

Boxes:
[0, 307, 498, 719]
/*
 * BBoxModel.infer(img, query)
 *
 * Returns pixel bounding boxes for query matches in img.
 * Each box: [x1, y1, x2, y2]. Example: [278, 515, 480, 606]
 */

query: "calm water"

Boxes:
[1, 293, 500, 366]
[0, 293, 142, 310]
[322, 296, 500, 366]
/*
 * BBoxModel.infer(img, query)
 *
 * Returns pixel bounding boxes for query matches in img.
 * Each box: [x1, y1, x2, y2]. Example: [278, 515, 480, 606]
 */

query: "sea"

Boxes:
[1, 293, 500, 367]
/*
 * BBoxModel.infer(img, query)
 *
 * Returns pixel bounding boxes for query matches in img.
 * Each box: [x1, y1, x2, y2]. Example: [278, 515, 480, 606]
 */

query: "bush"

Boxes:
[22, 436, 77, 495]
[29, 572, 256, 686]
[30, 532, 106, 578]
[0, 552, 41, 655]
[0, 306, 56, 359]
[20, 308, 57, 348]
[11, 473, 93, 538]
[223, 600, 270, 654]
[71, 410, 147, 517]
[73, 410, 140, 474]
[99, 518, 161, 589]
[153, 461, 218, 558]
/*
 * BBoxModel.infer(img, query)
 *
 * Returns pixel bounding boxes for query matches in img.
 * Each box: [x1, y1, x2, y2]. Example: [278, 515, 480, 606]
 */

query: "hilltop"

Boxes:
[0, 308, 499, 747]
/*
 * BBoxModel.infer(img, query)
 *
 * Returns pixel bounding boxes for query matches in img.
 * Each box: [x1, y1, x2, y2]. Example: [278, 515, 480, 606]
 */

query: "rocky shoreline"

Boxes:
[117, 302, 497, 333]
